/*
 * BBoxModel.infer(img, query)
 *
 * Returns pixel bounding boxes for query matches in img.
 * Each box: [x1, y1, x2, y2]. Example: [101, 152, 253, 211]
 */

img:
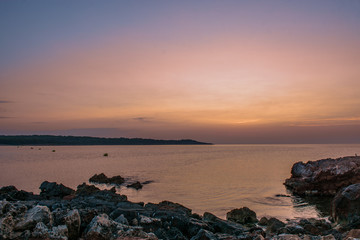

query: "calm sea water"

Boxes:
[0, 144, 359, 220]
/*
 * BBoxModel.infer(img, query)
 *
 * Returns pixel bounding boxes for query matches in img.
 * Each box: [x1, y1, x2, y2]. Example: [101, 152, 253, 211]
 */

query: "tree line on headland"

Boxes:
[0, 135, 212, 146]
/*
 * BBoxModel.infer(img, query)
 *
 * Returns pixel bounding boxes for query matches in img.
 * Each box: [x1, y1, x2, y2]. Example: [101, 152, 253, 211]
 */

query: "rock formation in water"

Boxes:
[284, 156, 360, 196]
[0, 180, 359, 240]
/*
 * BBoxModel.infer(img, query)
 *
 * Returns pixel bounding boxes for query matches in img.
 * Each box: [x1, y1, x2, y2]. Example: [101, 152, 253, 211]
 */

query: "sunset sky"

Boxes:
[1, 1, 360, 143]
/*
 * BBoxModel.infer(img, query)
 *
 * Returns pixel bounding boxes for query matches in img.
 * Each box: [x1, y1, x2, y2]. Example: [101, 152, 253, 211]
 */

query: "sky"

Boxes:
[1, 1, 360, 144]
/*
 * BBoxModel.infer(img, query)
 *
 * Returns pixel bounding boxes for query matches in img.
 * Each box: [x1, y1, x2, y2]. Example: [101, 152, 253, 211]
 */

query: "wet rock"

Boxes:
[266, 218, 286, 234]
[203, 212, 244, 235]
[0, 185, 37, 201]
[127, 181, 143, 190]
[89, 173, 125, 185]
[191, 229, 218, 240]
[226, 207, 257, 224]
[14, 205, 52, 231]
[284, 156, 360, 196]
[332, 183, 360, 225]
[259, 217, 269, 226]
[40, 181, 75, 199]
[64, 209, 80, 240]
[76, 182, 101, 196]
[145, 201, 192, 217]
[187, 217, 214, 237]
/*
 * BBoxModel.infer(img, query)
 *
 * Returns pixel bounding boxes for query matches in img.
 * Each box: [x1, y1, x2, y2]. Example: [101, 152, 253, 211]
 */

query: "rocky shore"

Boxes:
[1, 156, 360, 240]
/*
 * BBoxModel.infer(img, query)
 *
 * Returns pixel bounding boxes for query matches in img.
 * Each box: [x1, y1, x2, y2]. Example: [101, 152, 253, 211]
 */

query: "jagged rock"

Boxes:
[127, 181, 143, 190]
[89, 173, 125, 185]
[76, 182, 101, 196]
[226, 207, 257, 224]
[284, 156, 360, 196]
[154, 227, 187, 240]
[114, 214, 129, 225]
[332, 183, 360, 225]
[40, 181, 75, 199]
[0, 185, 34, 201]
[32, 222, 50, 238]
[138, 215, 162, 232]
[14, 205, 52, 231]
[84, 213, 123, 240]
[145, 201, 192, 216]
[203, 212, 244, 235]
[49, 225, 68, 240]
[266, 218, 286, 234]
[191, 229, 218, 240]
[64, 209, 80, 240]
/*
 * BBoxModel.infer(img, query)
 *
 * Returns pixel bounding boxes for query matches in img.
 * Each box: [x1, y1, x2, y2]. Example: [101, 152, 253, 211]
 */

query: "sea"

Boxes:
[0, 144, 359, 220]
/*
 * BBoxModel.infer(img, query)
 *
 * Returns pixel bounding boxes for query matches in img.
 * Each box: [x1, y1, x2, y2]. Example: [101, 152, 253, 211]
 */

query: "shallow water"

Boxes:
[0, 144, 359, 220]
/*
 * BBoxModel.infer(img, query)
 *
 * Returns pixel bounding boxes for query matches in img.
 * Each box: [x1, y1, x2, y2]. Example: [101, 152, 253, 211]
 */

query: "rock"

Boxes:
[89, 173, 125, 185]
[191, 229, 219, 240]
[14, 205, 52, 231]
[154, 227, 187, 240]
[266, 218, 286, 234]
[321, 234, 336, 240]
[145, 201, 192, 216]
[40, 181, 75, 199]
[226, 207, 257, 224]
[76, 182, 101, 196]
[346, 229, 360, 239]
[273, 234, 302, 240]
[259, 217, 269, 226]
[31, 222, 50, 238]
[138, 215, 162, 232]
[203, 212, 244, 235]
[127, 181, 143, 190]
[64, 209, 81, 240]
[0, 185, 37, 201]
[114, 214, 129, 225]
[284, 156, 360, 196]
[50, 225, 68, 240]
[332, 183, 360, 225]
[84, 213, 123, 240]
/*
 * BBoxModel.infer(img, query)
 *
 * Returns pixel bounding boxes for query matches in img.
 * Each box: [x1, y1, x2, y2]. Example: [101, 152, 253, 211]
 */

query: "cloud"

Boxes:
[0, 100, 12, 103]
[0, 116, 13, 119]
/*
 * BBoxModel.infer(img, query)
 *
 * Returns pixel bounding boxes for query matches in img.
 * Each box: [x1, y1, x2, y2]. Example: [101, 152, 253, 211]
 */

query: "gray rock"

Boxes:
[14, 205, 52, 231]
[191, 229, 219, 240]
[32, 222, 50, 238]
[285, 156, 360, 196]
[114, 214, 129, 225]
[266, 218, 286, 234]
[64, 209, 80, 240]
[203, 212, 244, 235]
[49, 224, 68, 240]
[332, 183, 360, 226]
[226, 207, 257, 224]
[84, 213, 123, 240]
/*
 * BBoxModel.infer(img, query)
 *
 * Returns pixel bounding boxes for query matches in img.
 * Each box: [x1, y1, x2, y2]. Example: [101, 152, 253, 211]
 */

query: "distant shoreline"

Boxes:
[0, 135, 212, 146]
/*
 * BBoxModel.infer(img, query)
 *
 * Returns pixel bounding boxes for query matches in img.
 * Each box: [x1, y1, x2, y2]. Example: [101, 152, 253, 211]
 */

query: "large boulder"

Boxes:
[226, 207, 257, 224]
[331, 183, 360, 225]
[40, 181, 75, 199]
[284, 156, 360, 196]
[14, 205, 52, 231]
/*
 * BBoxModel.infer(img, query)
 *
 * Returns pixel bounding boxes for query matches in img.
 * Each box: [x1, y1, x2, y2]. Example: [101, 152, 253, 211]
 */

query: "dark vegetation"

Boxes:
[0, 135, 211, 146]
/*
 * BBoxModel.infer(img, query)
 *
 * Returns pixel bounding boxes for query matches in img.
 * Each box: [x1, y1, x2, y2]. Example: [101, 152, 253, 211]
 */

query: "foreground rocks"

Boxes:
[1, 181, 359, 240]
[284, 156, 360, 196]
